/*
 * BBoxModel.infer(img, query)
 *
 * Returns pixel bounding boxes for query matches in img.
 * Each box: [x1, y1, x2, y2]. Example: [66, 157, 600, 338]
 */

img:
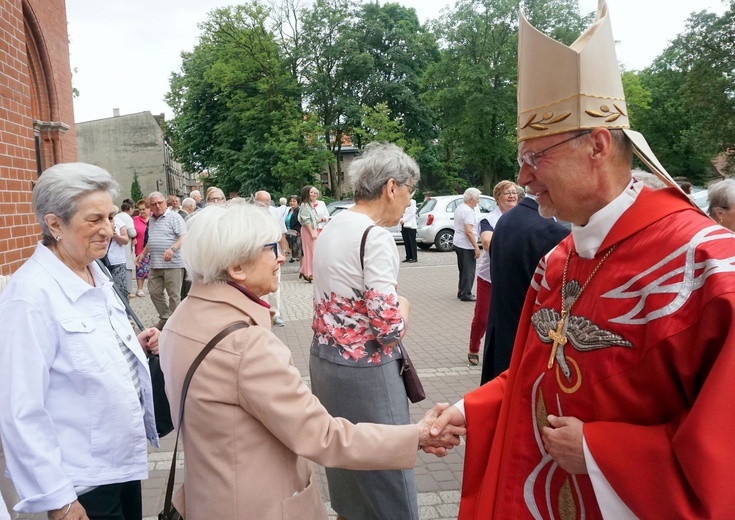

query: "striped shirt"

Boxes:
[148, 209, 185, 269]
[114, 328, 141, 399]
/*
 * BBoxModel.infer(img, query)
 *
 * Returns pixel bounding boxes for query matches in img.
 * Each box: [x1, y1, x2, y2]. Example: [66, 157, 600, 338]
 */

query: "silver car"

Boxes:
[416, 194, 497, 252]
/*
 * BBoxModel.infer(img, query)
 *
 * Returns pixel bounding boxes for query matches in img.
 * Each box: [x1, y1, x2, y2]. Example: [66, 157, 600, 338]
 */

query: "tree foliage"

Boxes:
[130, 171, 143, 202]
[164, 0, 734, 196]
[634, 3, 735, 183]
[422, 0, 591, 194]
[166, 3, 325, 196]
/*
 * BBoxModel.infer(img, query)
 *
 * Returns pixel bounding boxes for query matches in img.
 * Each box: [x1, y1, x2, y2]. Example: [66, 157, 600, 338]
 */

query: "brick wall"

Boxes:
[0, 0, 76, 275]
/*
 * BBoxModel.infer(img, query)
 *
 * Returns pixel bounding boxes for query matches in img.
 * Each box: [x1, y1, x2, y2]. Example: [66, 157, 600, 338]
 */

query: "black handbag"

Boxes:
[148, 355, 174, 437]
[159, 322, 250, 520]
[360, 226, 425, 403]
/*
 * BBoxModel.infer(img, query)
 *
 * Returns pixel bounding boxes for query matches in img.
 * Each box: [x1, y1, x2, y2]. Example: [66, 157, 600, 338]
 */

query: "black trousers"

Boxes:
[77, 480, 142, 520]
[401, 227, 418, 261]
[455, 247, 476, 299]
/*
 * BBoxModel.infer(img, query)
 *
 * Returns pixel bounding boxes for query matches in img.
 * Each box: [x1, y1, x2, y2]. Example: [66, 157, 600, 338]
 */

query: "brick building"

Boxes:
[0, 0, 76, 275]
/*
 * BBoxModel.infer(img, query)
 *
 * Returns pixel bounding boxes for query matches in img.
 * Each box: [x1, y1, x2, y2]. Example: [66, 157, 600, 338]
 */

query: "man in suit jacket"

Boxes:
[480, 195, 569, 384]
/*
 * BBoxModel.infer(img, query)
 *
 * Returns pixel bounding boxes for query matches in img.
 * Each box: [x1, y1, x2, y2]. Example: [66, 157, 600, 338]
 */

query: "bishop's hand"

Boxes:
[541, 414, 587, 474]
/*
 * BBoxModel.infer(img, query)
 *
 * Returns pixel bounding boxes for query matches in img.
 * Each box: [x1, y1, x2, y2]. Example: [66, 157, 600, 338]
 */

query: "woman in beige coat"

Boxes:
[158, 200, 462, 520]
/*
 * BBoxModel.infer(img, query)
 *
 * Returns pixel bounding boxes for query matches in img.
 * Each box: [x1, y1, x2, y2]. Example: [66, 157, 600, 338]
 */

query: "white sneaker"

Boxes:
[274, 316, 285, 327]
[136, 290, 145, 297]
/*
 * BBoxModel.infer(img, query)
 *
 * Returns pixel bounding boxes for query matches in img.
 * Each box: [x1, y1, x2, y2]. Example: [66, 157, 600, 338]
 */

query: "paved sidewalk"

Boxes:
[131, 248, 481, 520]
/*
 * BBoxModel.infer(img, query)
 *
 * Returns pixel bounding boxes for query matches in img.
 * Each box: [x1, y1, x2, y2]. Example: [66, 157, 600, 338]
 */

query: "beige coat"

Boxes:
[159, 282, 418, 520]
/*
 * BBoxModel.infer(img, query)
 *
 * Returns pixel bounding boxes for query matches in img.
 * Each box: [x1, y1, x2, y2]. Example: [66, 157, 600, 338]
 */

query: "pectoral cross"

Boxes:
[547, 313, 567, 369]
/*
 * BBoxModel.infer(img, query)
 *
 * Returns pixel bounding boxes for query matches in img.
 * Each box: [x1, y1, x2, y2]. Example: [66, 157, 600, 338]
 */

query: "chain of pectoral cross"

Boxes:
[547, 244, 618, 369]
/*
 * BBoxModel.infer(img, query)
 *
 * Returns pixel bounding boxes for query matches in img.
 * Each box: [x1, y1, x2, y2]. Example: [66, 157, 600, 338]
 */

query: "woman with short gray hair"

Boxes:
[310, 142, 422, 520]
[708, 179, 735, 231]
[0, 163, 160, 520]
[350, 142, 420, 201]
[158, 200, 461, 519]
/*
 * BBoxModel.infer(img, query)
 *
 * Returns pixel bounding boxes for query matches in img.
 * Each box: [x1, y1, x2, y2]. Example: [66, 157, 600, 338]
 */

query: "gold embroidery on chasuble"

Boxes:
[558, 478, 578, 520]
[535, 389, 549, 432]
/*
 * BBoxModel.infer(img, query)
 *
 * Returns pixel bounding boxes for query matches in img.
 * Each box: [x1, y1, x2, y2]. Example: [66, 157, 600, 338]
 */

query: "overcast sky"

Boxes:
[66, 0, 727, 123]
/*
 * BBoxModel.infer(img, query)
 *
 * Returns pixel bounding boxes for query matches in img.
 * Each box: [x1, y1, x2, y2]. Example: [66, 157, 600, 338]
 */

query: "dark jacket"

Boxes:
[480, 197, 570, 384]
[287, 207, 302, 233]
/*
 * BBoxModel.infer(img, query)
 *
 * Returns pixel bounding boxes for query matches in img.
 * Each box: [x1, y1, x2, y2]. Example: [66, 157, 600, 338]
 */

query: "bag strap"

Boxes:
[359, 225, 376, 270]
[94, 259, 145, 331]
[162, 322, 250, 515]
[358, 225, 410, 361]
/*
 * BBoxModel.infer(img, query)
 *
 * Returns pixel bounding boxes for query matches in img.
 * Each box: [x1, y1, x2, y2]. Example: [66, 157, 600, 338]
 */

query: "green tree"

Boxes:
[635, 5, 735, 183]
[299, 0, 361, 198]
[166, 3, 324, 195]
[267, 112, 333, 196]
[130, 171, 143, 202]
[423, 0, 592, 194]
[621, 70, 651, 127]
[352, 102, 423, 156]
[349, 3, 439, 148]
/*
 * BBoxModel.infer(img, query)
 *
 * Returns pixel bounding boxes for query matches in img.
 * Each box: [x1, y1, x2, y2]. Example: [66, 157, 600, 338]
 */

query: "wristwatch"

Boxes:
[170, 246, 179, 253]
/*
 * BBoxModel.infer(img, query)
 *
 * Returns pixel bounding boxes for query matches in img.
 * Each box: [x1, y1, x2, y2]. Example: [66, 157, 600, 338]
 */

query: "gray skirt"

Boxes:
[309, 354, 418, 520]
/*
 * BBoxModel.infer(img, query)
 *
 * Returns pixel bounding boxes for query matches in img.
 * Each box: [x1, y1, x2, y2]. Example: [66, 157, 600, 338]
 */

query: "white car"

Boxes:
[328, 201, 403, 243]
[690, 187, 709, 213]
[416, 194, 497, 252]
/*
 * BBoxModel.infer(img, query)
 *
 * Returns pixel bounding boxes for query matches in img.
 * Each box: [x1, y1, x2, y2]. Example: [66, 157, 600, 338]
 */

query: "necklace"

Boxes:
[546, 245, 617, 369]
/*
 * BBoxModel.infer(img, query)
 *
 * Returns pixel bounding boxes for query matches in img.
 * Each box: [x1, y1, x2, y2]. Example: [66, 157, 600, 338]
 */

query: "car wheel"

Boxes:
[435, 229, 454, 252]
[417, 243, 432, 250]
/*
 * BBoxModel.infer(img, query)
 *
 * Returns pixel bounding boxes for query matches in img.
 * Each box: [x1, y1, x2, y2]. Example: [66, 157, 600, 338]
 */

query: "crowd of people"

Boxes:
[1, 1, 734, 518]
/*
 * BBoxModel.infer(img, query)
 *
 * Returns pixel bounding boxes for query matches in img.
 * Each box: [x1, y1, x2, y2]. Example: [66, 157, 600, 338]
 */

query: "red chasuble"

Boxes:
[459, 187, 735, 519]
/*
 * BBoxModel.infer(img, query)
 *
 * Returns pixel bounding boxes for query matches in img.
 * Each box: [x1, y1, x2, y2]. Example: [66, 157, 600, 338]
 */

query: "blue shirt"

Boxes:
[0, 244, 158, 513]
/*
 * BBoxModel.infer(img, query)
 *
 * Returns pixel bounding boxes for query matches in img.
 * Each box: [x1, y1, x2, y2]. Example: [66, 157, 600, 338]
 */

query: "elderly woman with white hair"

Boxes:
[708, 179, 735, 232]
[0, 163, 160, 520]
[310, 142, 421, 520]
[158, 200, 461, 520]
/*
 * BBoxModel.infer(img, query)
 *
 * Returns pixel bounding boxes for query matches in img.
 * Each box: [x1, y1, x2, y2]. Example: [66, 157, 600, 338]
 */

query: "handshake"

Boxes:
[416, 403, 466, 457]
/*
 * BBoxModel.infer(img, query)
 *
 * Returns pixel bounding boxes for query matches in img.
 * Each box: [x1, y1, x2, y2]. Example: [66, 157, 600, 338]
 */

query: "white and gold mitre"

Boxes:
[517, 0, 691, 195]
[517, 0, 627, 142]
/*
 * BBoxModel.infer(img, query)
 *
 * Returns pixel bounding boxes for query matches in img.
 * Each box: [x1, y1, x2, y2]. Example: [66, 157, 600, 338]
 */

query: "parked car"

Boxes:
[690, 187, 709, 213]
[416, 194, 497, 252]
[326, 199, 353, 215]
[328, 200, 403, 243]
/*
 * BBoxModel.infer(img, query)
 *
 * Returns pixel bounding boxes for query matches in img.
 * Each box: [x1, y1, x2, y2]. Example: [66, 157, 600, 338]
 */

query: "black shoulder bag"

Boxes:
[159, 322, 250, 520]
[360, 226, 425, 403]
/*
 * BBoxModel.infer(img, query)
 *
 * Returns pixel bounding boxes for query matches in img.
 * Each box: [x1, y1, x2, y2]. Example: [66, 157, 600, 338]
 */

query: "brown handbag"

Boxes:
[360, 226, 425, 403]
[159, 322, 250, 520]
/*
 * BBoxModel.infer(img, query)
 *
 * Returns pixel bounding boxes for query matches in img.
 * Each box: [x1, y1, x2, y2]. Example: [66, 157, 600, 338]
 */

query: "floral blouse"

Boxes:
[311, 210, 404, 367]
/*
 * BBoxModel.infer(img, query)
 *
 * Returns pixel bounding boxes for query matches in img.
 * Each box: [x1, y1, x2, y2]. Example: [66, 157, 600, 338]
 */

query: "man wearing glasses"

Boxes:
[429, 2, 735, 518]
[136, 191, 186, 329]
